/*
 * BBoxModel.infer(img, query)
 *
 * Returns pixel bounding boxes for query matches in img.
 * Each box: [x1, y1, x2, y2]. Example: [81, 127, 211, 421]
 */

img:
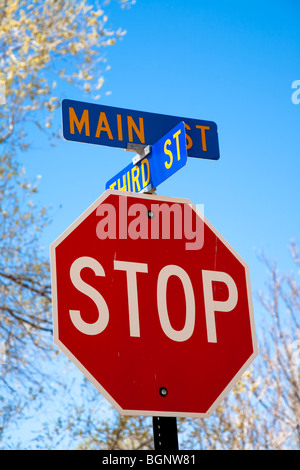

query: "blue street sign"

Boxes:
[62, 99, 219, 160]
[105, 121, 187, 192]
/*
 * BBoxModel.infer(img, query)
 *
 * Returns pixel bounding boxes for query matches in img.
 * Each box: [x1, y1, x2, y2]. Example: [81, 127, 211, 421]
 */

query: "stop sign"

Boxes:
[50, 190, 257, 417]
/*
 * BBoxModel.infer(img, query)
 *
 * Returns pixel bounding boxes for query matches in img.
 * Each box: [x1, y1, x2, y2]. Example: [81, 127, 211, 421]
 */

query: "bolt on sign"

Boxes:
[50, 190, 257, 417]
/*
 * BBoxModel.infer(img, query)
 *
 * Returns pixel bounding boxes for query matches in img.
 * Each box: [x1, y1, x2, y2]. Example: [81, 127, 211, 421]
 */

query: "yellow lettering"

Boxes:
[109, 181, 117, 189]
[69, 107, 90, 136]
[117, 114, 123, 141]
[117, 174, 127, 191]
[164, 138, 173, 169]
[126, 171, 131, 192]
[127, 116, 145, 144]
[131, 165, 141, 192]
[96, 112, 113, 139]
[173, 129, 181, 161]
[195, 125, 210, 151]
[141, 158, 150, 187]
[184, 123, 193, 150]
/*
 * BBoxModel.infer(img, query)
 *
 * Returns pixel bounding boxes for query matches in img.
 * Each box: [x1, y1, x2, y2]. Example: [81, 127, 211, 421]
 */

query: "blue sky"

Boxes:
[22, 0, 299, 294]
[12, 0, 300, 446]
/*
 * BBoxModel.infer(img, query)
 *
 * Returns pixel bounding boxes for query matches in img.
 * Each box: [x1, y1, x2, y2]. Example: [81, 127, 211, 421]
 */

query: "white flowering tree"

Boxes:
[0, 0, 133, 446]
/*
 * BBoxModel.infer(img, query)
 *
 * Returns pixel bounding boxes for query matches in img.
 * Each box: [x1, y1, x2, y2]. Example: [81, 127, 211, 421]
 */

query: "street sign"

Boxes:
[105, 121, 187, 193]
[61, 99, 220, 160]
[50, 190, 257, 418]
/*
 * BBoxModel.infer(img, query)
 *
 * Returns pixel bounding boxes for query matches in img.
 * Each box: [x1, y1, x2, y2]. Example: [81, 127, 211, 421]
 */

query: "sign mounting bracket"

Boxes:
[125, 143, 156, 193]
[126, 143, 152, 164]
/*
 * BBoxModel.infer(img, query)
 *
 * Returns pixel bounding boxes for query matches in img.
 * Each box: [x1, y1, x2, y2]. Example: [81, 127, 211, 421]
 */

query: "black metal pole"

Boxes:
[152, 416, 179, 451]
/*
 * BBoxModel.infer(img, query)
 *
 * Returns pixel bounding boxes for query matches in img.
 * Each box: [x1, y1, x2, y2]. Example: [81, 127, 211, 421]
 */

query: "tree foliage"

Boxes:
[0, 150, 52, 443]
[0, 0, 132, 445]
[0, 0, 127, 150]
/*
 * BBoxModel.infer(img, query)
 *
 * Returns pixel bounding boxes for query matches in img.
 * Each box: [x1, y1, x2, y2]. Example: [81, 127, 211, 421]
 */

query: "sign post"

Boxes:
[152, 417, 179, 451]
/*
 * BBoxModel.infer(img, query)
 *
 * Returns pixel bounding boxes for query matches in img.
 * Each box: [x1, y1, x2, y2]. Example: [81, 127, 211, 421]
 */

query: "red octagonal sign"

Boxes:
[50, 190, 257, 417]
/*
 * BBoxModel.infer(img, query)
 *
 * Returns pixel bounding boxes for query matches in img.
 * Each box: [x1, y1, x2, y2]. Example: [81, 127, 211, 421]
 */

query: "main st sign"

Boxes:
[50, 190, 257, 417]
[61, 99, 220, 160]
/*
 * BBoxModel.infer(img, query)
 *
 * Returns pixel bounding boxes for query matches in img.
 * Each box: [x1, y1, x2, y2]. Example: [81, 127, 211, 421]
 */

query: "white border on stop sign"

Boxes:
[50, 189, 258, 418]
